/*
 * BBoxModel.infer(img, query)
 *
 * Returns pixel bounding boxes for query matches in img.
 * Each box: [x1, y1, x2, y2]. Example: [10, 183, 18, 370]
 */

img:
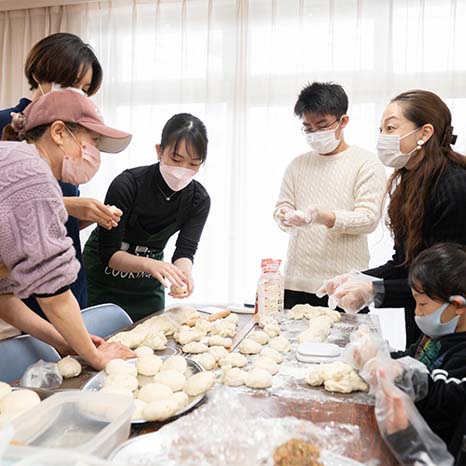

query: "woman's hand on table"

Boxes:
[93, 342, 135, 371]
[90, 334, 105, 347]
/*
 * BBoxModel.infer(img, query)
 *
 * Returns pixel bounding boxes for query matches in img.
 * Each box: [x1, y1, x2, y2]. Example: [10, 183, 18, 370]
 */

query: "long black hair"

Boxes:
[409, 242, 466, 302]
[160, 113, 208, 163]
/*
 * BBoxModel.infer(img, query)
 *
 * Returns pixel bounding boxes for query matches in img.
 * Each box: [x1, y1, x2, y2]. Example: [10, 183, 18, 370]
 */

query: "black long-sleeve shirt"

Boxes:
[365, 161, 466, 344]
[391, 332, 466, 448]
[98, 163, 210, 265]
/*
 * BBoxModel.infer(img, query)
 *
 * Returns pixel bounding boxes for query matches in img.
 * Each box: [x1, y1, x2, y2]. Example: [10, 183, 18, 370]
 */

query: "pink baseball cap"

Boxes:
[23, 89, 132, 153]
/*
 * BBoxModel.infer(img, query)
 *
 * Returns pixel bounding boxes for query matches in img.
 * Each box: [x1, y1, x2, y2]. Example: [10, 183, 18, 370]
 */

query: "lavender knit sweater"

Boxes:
[0, 142, 80, 298]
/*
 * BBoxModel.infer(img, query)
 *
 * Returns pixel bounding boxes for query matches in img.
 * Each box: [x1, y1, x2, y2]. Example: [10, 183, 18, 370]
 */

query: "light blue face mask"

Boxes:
[415, 299, 461, 339]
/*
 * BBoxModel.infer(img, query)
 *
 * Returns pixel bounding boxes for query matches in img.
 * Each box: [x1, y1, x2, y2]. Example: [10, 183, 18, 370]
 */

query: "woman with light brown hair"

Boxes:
[318, 89, 466, 346]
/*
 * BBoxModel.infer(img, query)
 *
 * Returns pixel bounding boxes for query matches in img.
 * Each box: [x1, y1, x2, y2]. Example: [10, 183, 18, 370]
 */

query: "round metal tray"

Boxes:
[110, 430, 365, 466]
[81, 356, 205, 424]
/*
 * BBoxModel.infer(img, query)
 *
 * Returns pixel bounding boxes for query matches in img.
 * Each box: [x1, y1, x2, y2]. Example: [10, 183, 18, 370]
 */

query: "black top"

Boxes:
[365, 161, 466, 345]
[98, 163, 210, 265]
[0, 99, 87, 312]
[392, 331, 466, 450]
[386, 372, 466, 464]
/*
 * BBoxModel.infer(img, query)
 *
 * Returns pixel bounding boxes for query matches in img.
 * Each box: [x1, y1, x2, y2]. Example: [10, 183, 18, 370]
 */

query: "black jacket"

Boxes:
[365, 161, 466, 346]
[392, 332, 466, 449]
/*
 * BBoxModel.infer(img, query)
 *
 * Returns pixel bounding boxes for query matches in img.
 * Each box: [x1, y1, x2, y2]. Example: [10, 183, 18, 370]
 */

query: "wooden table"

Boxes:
[65, 310, 400, 465]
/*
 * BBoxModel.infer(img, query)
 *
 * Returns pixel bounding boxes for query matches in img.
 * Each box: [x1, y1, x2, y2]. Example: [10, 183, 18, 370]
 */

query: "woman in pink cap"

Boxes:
[0, 89, 134, 369]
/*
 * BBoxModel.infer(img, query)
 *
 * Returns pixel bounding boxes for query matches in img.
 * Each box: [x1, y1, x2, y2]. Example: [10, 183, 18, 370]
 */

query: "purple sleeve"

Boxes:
[0, 146, 80, 298]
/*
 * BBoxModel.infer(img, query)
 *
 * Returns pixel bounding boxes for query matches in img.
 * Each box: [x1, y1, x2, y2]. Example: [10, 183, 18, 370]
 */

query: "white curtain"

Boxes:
[2, 0, 466, 310]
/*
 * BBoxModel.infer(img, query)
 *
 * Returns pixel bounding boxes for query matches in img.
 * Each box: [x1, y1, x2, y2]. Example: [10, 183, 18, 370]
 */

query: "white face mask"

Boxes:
[305, 127, 340, 154]
[376, 128, 422, 168]
[37, 82, 85, 96]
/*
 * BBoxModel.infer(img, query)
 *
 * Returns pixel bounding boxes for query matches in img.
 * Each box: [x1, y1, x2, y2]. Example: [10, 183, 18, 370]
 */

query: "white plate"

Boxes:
[110, 431, 365, 466]
[81, 357, 206, 424]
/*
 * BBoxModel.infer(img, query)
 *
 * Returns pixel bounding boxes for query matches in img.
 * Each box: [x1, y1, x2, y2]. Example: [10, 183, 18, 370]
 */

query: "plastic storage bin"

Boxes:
[2, 445, 124, 466]
[7, 391, 133, 459]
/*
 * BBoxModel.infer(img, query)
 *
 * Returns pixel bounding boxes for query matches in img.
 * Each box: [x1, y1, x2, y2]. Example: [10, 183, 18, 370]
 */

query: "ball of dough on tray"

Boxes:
[184, 371, 215, 397]
[136, 355, 163, 376]
[137, 383, 173, 403]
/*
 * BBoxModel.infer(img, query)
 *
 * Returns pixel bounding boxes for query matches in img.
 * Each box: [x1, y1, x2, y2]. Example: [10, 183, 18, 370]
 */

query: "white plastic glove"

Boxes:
[316, 272, 354, 301]
[343, 324, 385, 370]
[330, 272, 377, 313]
[282, 207, 318, 227]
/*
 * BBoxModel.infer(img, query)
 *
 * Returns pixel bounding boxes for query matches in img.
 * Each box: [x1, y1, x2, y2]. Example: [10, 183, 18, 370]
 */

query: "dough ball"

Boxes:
[224, 313, 239, 325]
[153, 370, 186, 392]
[100, 385, 134, 398]
[0, 389, 40, 416]
[132, 399, 147, 421]
[134, 346, 154, 358]
[103, 374, 138, 392]
[288, 305, 306, 320]
[137, 383, 173, 403]
[221, 367, 246, 387]
[253, 357, 279, 375]
[105, 359, 137, 377]
[175, 326, 204, 345]
[219, 352, 248, 369]
[173, 391, 189, 410]
[258, 316, 278, 328]
[248, 331, 270, 345]
[245, 368, 272, 389]
[210, 321, 237, 338]
[143, 397, 179, 421]
[305, 367, 324, 387]
[136, 355, 163, 376]
[239, 338, 262, 355]
[108, 205, 122, 215]
[170, 283, 188, 295]
[207, 335, 232, 348]
[192, 353, 217, 371]
[161, 355, 187, 373]
[107, 330, 146, 349]
[208, 346, 229, 362]
[141, 332, 167, 351]
[184, 371, 215, 396]
[260, 347, 283, 364]
[57, 356, 82, 379]
[269, 336, 291, 353]
[0, 382, 12, 401]
[182, 342, 208, 354]
[195, 318, 212, 334]
[263, 323, 280, 338]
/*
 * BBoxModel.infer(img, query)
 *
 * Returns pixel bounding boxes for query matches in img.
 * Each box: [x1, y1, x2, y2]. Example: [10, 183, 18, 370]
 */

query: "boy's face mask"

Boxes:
[415, 298, 461, 339]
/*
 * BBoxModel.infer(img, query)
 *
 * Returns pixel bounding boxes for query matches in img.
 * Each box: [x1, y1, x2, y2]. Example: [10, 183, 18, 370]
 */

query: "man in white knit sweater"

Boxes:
[274, 82, 386, 310]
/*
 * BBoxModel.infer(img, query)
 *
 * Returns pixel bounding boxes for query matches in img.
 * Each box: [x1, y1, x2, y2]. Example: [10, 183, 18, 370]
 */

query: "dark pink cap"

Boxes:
[23, 89, 132, 153]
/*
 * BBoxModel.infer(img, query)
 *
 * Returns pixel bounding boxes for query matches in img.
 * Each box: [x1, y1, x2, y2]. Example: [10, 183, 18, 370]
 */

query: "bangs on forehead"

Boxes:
[172, 135, 204, 163]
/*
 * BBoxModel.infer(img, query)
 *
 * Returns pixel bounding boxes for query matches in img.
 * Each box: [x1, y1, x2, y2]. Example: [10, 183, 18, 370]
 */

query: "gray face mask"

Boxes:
[415, 301, 460, 339]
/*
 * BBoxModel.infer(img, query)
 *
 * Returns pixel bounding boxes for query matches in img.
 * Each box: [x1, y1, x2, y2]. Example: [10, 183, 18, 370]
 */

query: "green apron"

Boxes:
[83, 189, 188, 322]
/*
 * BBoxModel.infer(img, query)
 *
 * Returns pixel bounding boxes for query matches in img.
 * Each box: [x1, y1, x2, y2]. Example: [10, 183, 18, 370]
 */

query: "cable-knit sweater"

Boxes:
[0, 142, 80, 298]
[274, 145, 387, 294]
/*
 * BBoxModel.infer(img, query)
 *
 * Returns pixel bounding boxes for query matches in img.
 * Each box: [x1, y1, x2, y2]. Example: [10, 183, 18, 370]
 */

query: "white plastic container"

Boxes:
[2, 445, 122, 466]
[7, 391, 133, 458]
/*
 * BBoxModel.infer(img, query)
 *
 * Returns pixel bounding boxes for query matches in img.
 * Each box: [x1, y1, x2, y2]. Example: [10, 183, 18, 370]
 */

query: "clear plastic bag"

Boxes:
[20, 359, 62, 389]
[342, 324, 385, 370]
[374, 351, 454, 466]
